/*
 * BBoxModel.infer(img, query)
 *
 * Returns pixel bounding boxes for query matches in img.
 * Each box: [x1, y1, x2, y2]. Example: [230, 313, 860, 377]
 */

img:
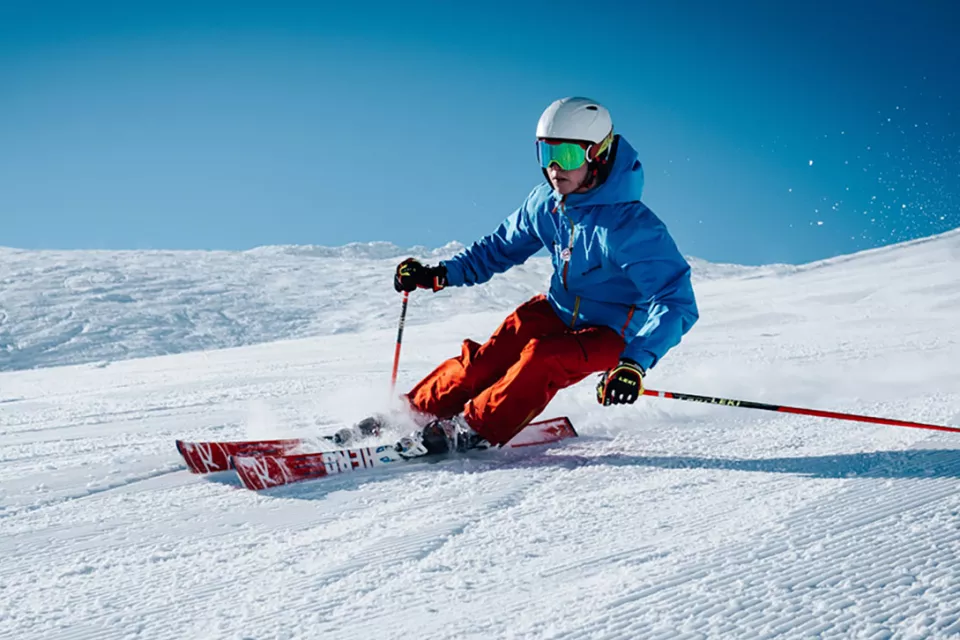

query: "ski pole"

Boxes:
[390, 291, 409, 394]
[643, 388, 960, 435]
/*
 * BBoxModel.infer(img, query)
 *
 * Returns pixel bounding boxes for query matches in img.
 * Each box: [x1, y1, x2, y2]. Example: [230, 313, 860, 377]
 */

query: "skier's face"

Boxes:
[547, 162, 590, 195]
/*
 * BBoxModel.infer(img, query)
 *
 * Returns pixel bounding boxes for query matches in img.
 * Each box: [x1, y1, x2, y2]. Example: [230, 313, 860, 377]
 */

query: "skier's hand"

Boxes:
[394, 258, 447, 293]
[596, 359, 645, 405]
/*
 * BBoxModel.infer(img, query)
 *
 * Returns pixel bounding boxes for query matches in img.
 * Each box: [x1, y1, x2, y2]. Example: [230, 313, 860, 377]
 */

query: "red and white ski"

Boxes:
[232, 417, 577, 491]
[233, 444, 401, 491]
[176, 438, 304, 474]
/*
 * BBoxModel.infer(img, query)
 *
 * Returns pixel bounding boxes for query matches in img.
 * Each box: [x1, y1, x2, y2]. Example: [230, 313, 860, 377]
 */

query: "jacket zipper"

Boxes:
[561, 208, 575, 290]
[558, 201, 580, 328]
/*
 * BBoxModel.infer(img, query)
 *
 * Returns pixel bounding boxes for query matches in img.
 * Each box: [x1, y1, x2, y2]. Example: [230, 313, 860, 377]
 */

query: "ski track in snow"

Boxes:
[2, 231, 960, 639]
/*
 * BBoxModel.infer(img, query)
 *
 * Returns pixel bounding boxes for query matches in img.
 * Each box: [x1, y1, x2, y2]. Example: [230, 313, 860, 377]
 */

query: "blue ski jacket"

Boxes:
[441, 136, 698, 372]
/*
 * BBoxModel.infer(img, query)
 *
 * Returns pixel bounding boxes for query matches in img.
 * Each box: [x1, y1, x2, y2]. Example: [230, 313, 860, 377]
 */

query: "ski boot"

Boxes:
[394, 415, 490, 459]
[333, 415, 386, 446]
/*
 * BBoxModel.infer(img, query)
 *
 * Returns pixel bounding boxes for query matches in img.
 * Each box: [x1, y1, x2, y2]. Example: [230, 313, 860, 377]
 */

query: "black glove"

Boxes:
[596, 359, 645, 405]
[394, 258, 448, 293]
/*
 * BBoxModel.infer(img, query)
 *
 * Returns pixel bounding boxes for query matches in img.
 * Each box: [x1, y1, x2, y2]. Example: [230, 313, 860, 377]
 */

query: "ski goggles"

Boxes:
[536, 139, 590, 171]
[536, 133, 613, 171]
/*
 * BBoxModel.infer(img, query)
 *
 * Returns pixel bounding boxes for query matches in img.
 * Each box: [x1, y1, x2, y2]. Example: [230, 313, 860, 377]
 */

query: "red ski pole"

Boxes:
[643, 388, 960, 435]
[390, 291, 410, 394]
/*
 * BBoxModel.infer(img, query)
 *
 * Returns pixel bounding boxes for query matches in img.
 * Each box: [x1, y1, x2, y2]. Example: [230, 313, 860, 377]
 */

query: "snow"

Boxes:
[2, 229, 960, 639]
[0, 243, 763, 374]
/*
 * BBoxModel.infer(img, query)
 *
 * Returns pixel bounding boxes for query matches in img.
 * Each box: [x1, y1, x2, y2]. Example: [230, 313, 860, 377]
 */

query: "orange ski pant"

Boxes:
[405, 295, 624, 445]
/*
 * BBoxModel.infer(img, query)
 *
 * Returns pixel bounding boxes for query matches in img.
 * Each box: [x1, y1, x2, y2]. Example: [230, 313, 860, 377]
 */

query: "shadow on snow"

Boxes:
[538, 448, 960, 480]
[221, 441, 960, 501]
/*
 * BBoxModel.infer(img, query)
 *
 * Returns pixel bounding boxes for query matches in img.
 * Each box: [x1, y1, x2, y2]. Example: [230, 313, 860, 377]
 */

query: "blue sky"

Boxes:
[1, 0, 957, 265]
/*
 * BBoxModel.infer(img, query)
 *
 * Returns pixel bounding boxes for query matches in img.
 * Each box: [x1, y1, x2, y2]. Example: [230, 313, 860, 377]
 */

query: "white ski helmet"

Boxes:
[536, 97, 613, 144]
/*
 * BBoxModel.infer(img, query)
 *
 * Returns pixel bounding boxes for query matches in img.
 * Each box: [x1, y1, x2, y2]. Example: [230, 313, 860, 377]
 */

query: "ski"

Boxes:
[232, 417, 577, 491]
[176, 437, 306, 474]
[176, 419, 377, 473]
[233, 444, 402, 491]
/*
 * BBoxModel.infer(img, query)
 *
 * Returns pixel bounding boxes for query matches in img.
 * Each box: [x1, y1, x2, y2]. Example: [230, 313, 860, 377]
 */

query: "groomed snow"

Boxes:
[2, 229, 960, 639]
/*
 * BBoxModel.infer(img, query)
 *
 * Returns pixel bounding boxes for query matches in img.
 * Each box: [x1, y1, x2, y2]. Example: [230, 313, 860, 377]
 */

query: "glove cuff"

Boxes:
[617, 358, 646, 378]
[430, 265, 448, 292]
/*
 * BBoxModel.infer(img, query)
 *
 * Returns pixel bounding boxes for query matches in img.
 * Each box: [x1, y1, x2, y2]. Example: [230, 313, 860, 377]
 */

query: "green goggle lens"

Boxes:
[536, 140, 588, 171]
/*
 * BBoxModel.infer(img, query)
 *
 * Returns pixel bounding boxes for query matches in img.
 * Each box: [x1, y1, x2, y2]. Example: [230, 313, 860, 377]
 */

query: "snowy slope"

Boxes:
[2, 229, 960, 639]
[0, 242, 766, 372]
[0, 241, 467, 372]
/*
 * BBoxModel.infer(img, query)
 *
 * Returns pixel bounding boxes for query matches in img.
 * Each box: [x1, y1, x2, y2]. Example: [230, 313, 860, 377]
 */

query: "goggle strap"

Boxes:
[587, 131, 614, 163]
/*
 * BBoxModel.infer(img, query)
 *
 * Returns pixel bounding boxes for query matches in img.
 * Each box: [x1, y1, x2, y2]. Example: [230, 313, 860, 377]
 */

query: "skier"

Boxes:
[374, 97, 698, 457]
